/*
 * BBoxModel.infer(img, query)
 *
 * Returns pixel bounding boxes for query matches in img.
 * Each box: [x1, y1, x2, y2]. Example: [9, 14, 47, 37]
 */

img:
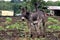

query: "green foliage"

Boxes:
[0, 2, 21, 14]
[0, 1, 60, 14]
[12, 3, 21, 13]
[46, 1, 55, 6]
[30, 0, 46, 10]
[0, 2, 13, 10]
[6, 22, 20, 29]
[6, 17, 12, 22]
[48, 17, 59, 23]
[46, 1, 60, 6]
[48, 25, 60, 30]
[5, 21, 29, 32]
[0, 26, 4, 30]
[5, 17, 12, 24]
[48, 17, 60, 31]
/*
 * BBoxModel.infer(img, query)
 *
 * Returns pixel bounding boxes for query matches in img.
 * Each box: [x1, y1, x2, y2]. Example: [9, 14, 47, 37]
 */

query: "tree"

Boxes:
[0, 2, 13, 10]
[46, 1, 55, 6]
[55, 1, 60, 6]
[22, 0, 46, 11]
[30, 0, 46, 11]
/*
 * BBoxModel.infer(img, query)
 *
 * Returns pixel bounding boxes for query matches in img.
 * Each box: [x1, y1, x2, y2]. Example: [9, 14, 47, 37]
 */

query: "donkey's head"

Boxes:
[21, 7, 30, 21]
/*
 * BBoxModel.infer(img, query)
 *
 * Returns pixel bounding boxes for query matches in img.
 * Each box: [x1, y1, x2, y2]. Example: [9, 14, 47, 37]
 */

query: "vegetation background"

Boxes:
[0, 0, 60, 14]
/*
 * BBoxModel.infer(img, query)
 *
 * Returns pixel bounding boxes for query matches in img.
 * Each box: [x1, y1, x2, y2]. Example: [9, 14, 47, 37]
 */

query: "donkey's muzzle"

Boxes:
[21, 17, 25, 21]
[33, 21, 38, 25]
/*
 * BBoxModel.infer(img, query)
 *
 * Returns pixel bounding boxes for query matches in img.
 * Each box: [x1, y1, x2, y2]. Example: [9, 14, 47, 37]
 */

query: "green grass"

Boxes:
[48, 17, 59, 23]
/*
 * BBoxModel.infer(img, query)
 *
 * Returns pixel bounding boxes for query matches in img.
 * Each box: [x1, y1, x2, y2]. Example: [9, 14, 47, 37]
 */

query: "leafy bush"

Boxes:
[47, 17, 60, 31]
[6, 17, 12, 22]
[48, 25, 60, 30]
[48, 17, 59, 23]
[0, 26, 4, 30]
[5, 21, 29, 32]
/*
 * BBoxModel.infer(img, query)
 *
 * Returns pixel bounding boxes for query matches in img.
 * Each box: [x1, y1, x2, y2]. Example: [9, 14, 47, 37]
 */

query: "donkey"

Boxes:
[21, 3, 47, 39]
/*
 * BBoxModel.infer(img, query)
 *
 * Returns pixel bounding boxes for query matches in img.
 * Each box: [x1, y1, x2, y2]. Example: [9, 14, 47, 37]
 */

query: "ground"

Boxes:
[0, 16, 60, 40]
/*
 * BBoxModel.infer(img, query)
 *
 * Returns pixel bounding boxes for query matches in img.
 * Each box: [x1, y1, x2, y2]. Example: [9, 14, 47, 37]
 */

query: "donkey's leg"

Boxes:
[42, 20, 45, 34]
[42, 20, 46, 37]
[34, 23, 40, 40]
[37, 19, 43, 38]
[37, 18, 46, 38]
[27, 21, 36, 40]
[31, 22, 39, 40]
[42, 19, 48, 40]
